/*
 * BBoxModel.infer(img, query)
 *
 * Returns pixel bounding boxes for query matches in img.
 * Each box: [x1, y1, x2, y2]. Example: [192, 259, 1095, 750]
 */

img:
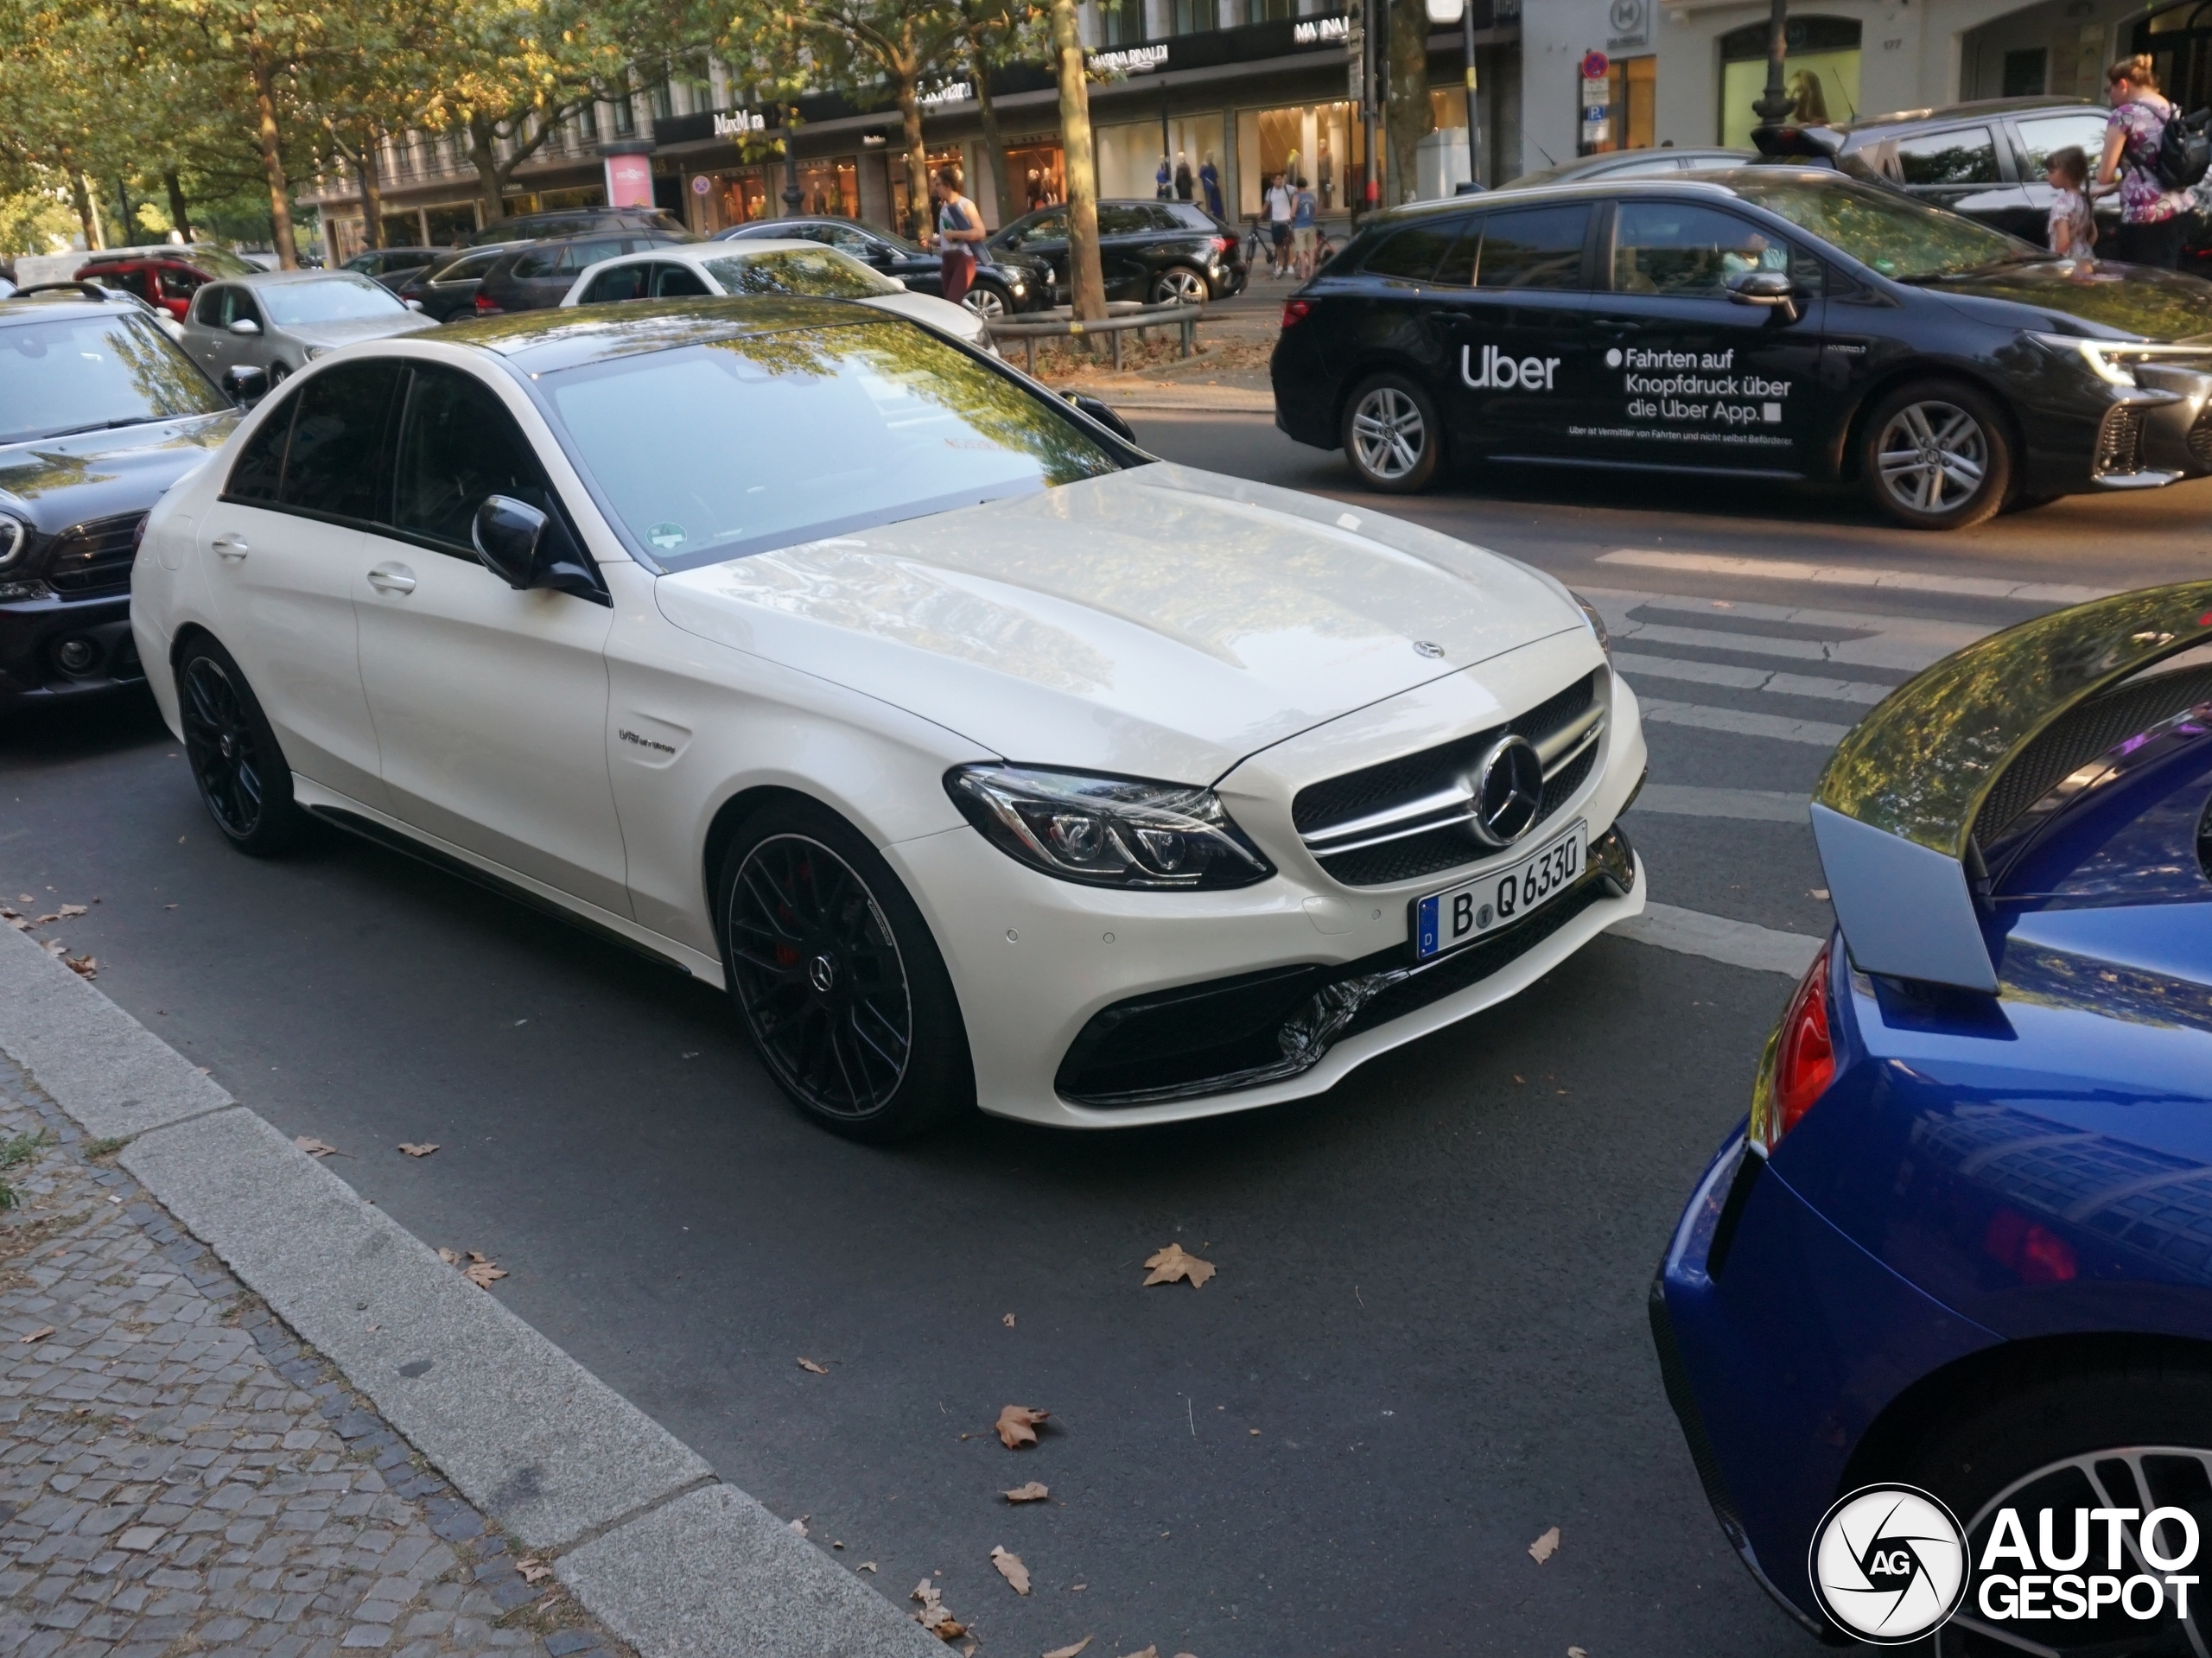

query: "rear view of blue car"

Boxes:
[1655, 581, 2212, 1652]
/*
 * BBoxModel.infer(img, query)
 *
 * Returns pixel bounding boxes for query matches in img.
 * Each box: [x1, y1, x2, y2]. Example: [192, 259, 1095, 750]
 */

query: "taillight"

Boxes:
[1752, 943, 1834, 1150]
[1281, 299, 1312, 329]
[1213, 235, 1236, 255]
[474, 293, 499, 313]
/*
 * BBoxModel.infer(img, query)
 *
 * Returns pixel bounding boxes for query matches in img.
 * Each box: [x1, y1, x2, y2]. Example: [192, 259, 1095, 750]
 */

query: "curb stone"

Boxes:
[0, 925, 941, 1658]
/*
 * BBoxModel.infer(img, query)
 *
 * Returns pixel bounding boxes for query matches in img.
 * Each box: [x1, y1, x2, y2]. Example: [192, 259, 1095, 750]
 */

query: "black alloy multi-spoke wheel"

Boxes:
[1862, 379, 2013, 530]
[1342, 372, 1443, 492]
[1150, 264, 1211, 306]
[716, 801, 972, 1142]
[175, 636, 303, 855]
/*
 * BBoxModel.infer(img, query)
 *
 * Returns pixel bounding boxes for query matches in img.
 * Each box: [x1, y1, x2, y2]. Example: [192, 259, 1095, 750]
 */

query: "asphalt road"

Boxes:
[6, 422, 2209, 1657]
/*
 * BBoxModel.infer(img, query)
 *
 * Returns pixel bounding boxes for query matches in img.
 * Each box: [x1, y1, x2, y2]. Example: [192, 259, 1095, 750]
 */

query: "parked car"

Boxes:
[562, 241, 986, 343]
[393, 244, 526, 323]
[1656, 580, 2212, 1649]
[130, 296, 1645, 1140]
[1494, 147, 1757, 190]
[988, 199, 1248, 305]
[340, 247, 448, 290]
[466, 207, 694, 247]
[473, 230, 697, 315]
[179, 270, 438, 385]
[0, 292, 239, 709]
[74, 242, 260, 321]
[715, 216, 1052, 321]
[16, 281, 187, 343]
[1273, 168, 2212, 529]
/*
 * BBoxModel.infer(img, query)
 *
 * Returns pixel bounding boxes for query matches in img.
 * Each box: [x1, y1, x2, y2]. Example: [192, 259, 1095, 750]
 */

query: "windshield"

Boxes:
[259, 276, 407, 326]
[1723, 174, 2032, 279]
[702, 249, 899, 298]
[543, 319, 1124, 570]
[0, 313, 226, 443]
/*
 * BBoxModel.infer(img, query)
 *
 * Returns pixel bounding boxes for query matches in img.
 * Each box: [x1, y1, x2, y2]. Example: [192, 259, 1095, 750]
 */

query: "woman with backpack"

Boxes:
[2098, 54, 2192, 269]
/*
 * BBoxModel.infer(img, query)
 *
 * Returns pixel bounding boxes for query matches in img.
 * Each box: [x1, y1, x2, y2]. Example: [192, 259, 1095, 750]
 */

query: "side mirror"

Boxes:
[886, 276, 907, 291]
[1065, 392, 1138, 445]
[470, 494, 612, 605]
[227, 316, 261, 336]
[1727, 269, 1800, 322]
[221, 365, 269, 406]
[404, 298, 425, 311]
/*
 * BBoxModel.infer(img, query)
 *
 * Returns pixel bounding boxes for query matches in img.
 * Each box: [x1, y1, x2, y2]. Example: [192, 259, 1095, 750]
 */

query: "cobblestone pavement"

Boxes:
[0, 1054, 633, 1658]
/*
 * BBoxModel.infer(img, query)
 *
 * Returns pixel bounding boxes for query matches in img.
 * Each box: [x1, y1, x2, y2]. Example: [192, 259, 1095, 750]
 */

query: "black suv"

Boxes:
[988, 200, 1247, 305]
[467, 207, 693, 247]
[715, 217, 1053, 320]
[473, 230, 696, 314]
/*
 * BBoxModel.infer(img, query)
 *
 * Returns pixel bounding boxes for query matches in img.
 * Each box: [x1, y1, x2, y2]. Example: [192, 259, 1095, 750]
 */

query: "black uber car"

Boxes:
[0, 293, 237, 708]
[1272, 168, 2212, 530]
[989, 200, 1248, 306]
[715, 216, 1052, 320]
[474, 230, 696, 315]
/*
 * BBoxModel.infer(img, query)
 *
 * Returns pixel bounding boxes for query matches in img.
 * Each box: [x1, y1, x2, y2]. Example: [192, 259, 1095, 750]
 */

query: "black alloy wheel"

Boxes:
[176, 637, 302, 854]
[717, 801, 972, 1141]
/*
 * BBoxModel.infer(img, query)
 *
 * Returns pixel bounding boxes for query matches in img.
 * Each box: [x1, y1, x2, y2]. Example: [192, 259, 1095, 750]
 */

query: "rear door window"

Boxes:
[1475, 205, 1592, 289]
[1361, 221, 1461, 282]
[1894, 126, 2000, 186]
[653, 264, 711, 297]
[2014, 111, 2111, 175]
[582, 264, 650, 303]
[276, 360, 404, 523]
[1096, 205, 1153, 236]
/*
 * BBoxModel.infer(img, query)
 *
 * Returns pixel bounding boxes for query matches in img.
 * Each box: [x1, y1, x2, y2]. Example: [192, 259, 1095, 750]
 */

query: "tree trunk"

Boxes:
[246, 48, 298, 267]
[972, 57, 1014, 227]
[357, 131, 385, 251]
[895, 78, 929, 243]
[64, 161, 101, 251]
[1049, 0, 1105, 322]
[164, 169, 193, 244]
[1385, 0, 1430, 206]
[468, 116, 506, 226]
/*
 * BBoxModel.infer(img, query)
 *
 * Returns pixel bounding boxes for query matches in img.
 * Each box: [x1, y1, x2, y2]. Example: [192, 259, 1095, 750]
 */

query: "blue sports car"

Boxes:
[1654, 581, 2212, 1652]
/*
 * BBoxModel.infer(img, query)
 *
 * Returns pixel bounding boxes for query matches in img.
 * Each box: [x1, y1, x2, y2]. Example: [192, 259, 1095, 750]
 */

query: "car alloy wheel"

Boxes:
[724, 833, 914, 1121]
[963, 283, 1009, 320]
[1351, 385, 1428, 484]
[181, 656, 272, 840]
[1876, 399, 1987, 517]
[1152, 265, 1209, 305]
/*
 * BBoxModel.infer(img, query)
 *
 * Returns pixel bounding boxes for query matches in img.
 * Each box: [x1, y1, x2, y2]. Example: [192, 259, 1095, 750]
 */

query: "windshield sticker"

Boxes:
[647, 522, 688, 549]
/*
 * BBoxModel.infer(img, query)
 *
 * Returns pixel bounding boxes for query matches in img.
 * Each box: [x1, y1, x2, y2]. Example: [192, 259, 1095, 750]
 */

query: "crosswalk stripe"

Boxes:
[1630, 785, 1809, 822]
[1599, 549, 2113, 606]
[1612, 651, 1893, 705]
[1596, 611, 1965, 672]
[1638, 698, 1853, 746]
[1583, 586, 1989, 653]
[1610, 902, 1823, 977]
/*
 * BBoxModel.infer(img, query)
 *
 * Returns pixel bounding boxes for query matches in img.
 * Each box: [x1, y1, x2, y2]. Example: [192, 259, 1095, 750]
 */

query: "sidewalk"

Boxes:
[0, 1051, 629, 1658]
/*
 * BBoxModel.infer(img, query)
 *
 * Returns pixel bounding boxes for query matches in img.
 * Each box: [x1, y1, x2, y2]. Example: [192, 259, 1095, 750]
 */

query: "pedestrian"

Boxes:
[1291, 175, 1319, 278]
[2046, 144, 2097, 275]
[2098, 54, 2190, 269]
[1317, 142, 1333, 211]
[1174, 149, 1193, 201]
[935, 164, 985, 308]
[1155, 155, 1173, 200]
[1266, 171, 1294, 276]
[1198, 151, 1223, 218]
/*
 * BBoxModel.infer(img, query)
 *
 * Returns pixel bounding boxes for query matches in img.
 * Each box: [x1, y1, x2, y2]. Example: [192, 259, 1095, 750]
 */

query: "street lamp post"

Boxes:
[1752, 0, 1796, 126]
[781, 104, 804, 216]
[1460, 2, 1481, 189]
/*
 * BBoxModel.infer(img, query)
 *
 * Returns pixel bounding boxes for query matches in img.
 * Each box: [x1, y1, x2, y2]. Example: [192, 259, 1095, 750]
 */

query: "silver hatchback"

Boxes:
[179, 270, 437, 385]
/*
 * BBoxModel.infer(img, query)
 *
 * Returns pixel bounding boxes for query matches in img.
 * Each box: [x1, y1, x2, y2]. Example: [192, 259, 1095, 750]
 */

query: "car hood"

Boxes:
[653, 463, 1581, 780]
[0, 410, 236, 534]
[281, 312, 442, 346]
[1923, 258, 2212, 341]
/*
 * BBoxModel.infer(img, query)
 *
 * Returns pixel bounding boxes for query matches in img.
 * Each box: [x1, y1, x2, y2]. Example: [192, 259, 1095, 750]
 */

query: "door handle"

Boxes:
[366, 563, 416, 594]
[212, 534, 248, 560]
[1599, 321, 1643, 339]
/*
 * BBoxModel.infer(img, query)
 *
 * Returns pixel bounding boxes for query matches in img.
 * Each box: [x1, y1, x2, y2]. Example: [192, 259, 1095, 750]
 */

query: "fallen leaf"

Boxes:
[56, 905, 86, 918]
[1249, 1428, 1260, 1436]
[1003, 1482, 1050, 1503]
[1142, 1242, 1215, 1289]
[41, 939, 64, 955]
[14, 895, 29, 905]
[397, 1143, 439, 1158]
[996, 1404, 1050, 1449]
[3, 918, 24, 932]
[1002, 1312, 1016, 1328]
[1044, 1639, 1093, 1658]
[293, 1137, 339, 1159]
[858, 1561, 877, 1573]
[516, 1559, 553, 1585]
[831, 1540, 843, 1549]
[467, 1250, 488, 1262]
[910, 1579, 964, 1640]
[436, 1248, 461, 1265]
[1569, 1648, 1590, 1657]
[1809, 888, 1830, 900]
[990, 1544, 1030, 1594]
[20, 1326, 54, 1344]
[463, 1260, 506, 1289]
[1119, 1648, 1158, 1658]
[789, 1516, 809, 1538]
[64, 955, 96, 979]
[1529, 1525, 1561, 1564]
[32, 914, 57, 925]
[798, 1357, 829, 1375]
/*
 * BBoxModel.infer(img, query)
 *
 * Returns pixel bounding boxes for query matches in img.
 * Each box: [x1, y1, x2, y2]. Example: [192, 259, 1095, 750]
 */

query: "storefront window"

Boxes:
[1719, 17, 1860, 148]
[890, 147, 968, 240]
[1096, 116, 1227, 201]
[1589, 55, 1657, 152]
[796, 157, 859, 219]
[692, 168, 774, 233]
[1006, 143, 1065, 214]
[1237, 101, 1363, 217]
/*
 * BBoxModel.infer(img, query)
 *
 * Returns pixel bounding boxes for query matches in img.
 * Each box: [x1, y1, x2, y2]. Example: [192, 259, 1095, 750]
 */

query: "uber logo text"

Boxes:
[1463, 344, 1560, 391]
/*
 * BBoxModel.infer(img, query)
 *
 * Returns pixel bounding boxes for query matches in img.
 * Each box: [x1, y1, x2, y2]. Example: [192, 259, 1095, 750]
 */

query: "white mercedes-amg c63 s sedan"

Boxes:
[131, 298, 1648, 1140]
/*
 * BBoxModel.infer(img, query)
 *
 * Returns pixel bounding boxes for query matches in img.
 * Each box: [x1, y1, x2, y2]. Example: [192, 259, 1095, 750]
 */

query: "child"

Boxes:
[2047, 145, 2095, 273]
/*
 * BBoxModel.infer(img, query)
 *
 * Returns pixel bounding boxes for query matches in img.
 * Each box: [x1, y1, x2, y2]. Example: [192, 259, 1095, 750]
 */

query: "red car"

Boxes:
[74, 243, 259, 321]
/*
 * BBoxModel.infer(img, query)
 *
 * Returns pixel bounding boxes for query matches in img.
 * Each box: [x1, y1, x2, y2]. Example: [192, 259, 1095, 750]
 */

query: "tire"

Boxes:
[1861, 379, 2012, 530]
[1894, 1352, 2212, 1656]
[962, 281, 1012, 321]
[715, 797, 974, 1143]
[1150, 264, 1211, 305]
[268, 362, 291, 385]
[175, 635, 304, 855]
[1342, 372, 1443, 492]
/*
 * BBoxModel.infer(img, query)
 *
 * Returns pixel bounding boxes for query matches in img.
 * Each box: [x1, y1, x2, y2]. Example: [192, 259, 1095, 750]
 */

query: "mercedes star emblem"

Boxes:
[1469, 734, 1545, 847]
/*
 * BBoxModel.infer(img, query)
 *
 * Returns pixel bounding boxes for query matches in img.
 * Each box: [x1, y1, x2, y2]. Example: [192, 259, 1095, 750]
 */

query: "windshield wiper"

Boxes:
[7, 412, 188, 444]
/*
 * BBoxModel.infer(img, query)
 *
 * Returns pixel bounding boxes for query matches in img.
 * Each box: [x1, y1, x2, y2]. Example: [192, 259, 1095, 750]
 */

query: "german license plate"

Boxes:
[1412, 821, 1586, 963]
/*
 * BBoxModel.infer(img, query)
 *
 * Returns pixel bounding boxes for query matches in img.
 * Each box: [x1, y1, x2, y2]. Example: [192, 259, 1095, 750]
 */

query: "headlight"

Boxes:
[2031, 333, 2212, 388]
[1571, 590, 1611, 656]
[305, 346, 331, 361]
[946, 764, 1274, 889]
[0, 515, 24, 571]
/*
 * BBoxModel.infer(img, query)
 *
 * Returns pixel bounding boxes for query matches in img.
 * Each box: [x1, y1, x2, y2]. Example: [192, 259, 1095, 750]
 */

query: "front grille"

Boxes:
[44, 514, 143, 596]
[2190, 410, 2212, 473]
[1292, 670, 1604, 887]
[2094, 405, 2146, 477]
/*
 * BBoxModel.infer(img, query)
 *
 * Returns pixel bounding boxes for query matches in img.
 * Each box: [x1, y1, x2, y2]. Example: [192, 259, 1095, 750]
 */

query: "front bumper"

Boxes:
[0, 590, 145, 708]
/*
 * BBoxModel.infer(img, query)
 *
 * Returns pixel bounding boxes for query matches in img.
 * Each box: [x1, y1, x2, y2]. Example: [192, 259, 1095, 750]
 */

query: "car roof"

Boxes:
[220, 269, 382, 288]
[1363, 166, 1840, 226]
[0, 292, 141, 324]
[595, 240, 810, 264]
[1836, 95, 2099, 132]
[435, 295, 883, 372]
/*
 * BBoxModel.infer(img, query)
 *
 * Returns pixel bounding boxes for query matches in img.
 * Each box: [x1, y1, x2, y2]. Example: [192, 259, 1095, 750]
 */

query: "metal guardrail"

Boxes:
[984, 300, 1203, 373]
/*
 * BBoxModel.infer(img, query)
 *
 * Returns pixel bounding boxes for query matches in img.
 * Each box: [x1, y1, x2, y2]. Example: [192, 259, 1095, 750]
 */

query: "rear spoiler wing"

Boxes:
[1810, 581, 2212, 991]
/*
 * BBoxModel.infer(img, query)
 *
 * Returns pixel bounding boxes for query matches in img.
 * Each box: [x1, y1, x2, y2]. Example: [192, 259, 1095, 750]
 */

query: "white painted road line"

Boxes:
[1583, 586, 1990, 655]
[1596, 611, 1967, 672]
[1610, 902, 1824, 977]
[1613, 651, 1894, 705]
[1630, 785, 1810, 823]
[1638, 698, 1854, 746]
[1599, 549, 2113, 606]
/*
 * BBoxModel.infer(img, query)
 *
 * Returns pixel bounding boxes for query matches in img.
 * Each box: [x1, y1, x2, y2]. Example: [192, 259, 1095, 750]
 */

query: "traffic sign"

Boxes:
[1580, 50, 1609, 80]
